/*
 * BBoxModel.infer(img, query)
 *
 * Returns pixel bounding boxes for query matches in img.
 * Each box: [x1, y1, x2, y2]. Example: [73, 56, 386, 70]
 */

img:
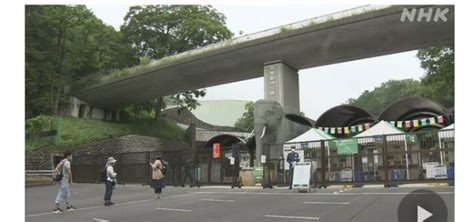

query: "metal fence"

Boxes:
[70, 129, 454, 188]
[196, 144, 242, 187]
[71, 150, 183, 186]
[280, 129, 454, 187]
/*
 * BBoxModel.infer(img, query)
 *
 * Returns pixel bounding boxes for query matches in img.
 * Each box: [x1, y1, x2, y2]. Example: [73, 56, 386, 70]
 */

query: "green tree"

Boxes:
[120, 5, 233, 119]
[347, 79, 424, 115]
[417, 46, 454, 107]
[25, 5, 138, 118]
[234, 102, 254, 132]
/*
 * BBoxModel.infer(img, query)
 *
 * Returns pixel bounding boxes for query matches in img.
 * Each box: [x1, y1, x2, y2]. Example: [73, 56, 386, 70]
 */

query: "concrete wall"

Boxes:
[25, 135, 191, 170]
[90, 107, 105, 120]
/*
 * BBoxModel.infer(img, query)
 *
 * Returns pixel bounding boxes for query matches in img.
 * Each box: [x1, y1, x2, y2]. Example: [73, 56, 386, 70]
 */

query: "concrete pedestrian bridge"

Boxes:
[75, 5, 454, 109]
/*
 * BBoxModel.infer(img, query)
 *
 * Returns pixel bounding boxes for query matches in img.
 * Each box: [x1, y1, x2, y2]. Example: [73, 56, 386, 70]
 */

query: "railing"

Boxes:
[25, 170, 54, 176]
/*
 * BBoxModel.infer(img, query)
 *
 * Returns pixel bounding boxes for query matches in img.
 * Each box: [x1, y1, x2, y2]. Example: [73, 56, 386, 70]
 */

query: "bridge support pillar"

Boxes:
[255, 61, 301, 167]
[113, 110, 121, 122]
[263, 61, 300, 114]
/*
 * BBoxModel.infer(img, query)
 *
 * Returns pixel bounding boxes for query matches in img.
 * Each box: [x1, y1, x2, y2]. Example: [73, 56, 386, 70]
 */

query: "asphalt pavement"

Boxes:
[25, 184, 454, 222]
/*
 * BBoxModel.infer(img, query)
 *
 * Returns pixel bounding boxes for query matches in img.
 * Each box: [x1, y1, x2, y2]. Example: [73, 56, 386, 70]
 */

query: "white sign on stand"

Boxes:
[229, 157, 235, 165]
[292, 162, 311, 192]
[261, 155, 266, 164]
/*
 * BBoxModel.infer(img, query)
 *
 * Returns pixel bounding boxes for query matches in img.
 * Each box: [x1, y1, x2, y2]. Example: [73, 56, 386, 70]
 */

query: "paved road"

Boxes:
[26, 184, 454, 222]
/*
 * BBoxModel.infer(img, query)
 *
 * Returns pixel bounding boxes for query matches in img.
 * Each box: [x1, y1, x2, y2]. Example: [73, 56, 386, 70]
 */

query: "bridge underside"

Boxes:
[75, 5, 454, 108]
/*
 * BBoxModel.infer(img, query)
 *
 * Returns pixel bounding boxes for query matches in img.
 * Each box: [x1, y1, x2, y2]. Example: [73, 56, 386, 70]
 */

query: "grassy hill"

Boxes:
[25, 116, 185, 152]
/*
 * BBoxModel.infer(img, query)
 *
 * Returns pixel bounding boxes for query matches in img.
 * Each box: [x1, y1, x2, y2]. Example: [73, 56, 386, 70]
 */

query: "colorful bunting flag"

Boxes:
[351, 126, 356, 133]
[413, 119, 419, 128]
[429, 117, 436, 125]
[364, 123, 370, 130]
[318, 116, 449, 134]
[405, 120, 411, 128]
[437, 116, 444, 124]
[421, 118, 427, 126]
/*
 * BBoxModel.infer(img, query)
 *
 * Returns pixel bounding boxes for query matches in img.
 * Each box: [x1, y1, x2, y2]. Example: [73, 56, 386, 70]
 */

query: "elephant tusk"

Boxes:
[259, 126, 267, 139]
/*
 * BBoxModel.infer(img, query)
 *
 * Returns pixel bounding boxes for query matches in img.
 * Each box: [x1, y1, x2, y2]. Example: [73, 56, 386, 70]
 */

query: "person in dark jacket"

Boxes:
[286, 147, 300, 189]
[180, 158, 195, 187]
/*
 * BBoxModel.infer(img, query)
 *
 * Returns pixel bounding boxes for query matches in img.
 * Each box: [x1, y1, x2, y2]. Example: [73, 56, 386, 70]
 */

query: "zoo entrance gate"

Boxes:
[71, 129, 454, 187]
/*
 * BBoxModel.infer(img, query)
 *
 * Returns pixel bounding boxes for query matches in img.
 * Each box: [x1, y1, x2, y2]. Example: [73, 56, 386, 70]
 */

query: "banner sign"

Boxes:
[212, 143, 220, 159]
[335, 139, 358, 155]
[253, 167, 263, 183]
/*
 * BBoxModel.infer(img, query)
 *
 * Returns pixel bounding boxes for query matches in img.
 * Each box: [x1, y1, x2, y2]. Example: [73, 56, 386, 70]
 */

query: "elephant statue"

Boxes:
[253, 99, 309, 166]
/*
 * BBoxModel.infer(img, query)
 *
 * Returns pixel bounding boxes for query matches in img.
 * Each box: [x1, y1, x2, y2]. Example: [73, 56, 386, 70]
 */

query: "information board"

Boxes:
[253, 167, 263, 183]
[335, 139, 358, 155]
[292, 162, 311, 191]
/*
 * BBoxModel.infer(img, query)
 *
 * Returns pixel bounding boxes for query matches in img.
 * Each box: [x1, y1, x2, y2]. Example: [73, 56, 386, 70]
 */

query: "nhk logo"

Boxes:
[401, 8, 450, 22]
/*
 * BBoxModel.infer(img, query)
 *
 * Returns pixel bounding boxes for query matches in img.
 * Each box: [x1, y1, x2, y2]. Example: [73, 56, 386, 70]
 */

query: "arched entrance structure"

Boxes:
[197, 134, 254, 184]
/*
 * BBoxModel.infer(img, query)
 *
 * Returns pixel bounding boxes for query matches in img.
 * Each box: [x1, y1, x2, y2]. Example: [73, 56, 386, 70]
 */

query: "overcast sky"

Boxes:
[87, 4, 426, 120]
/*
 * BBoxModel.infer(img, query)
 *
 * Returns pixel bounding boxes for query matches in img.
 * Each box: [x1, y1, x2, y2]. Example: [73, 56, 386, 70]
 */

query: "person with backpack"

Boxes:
[103, 157, 117, 206]
[52, 151, 76, 213]
[149, 155, 165, 200]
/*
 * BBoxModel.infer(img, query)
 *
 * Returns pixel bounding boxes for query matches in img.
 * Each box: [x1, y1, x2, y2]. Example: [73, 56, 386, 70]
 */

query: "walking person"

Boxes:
[53, 151, 76, 213]
[180, 158, 195, 187]
[149, 155, 165, 200]
[104, 157, 117, 206]
[286, 147, 300, 190]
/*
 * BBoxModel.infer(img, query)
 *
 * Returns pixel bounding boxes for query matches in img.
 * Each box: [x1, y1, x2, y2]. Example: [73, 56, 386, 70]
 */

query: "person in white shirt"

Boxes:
[53, 151, 76, 213]
[104, 157, 117, 206]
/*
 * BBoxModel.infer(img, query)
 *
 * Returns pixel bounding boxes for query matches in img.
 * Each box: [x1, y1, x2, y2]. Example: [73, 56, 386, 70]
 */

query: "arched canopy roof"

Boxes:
[378, 97, 447, 121]
[203, 134, 247, 148]
[378, 97, 448, 132]
[315, 105, 375, 127]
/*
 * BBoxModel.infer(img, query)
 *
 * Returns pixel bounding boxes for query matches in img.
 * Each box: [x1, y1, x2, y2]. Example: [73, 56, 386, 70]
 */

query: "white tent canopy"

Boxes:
[286, 128, 334, 143]
[283, 128, 334, 150]
[282, 128, 334, 170]
[355, 120, 406, 143]
[438, 123, 454, 139]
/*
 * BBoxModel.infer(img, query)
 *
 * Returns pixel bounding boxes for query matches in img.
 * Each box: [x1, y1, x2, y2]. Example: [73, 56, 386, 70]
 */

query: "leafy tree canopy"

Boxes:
[234, 102, 255, 132]
[347, 46, 454, 115]
[120, 5, 233, 115]
[26, 5, 138, 118]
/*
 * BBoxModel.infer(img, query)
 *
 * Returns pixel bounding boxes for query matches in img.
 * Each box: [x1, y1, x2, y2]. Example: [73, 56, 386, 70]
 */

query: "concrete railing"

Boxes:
[25, 170, 55, 187]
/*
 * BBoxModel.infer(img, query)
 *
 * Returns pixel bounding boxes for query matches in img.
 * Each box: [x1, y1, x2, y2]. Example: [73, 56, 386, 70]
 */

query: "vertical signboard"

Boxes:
[212, 143, 221, 159]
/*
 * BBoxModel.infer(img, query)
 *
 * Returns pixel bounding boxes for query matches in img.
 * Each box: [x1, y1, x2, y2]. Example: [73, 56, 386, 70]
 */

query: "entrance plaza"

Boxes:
[22, 3, 458, 222]
[26, 184, 454, 222]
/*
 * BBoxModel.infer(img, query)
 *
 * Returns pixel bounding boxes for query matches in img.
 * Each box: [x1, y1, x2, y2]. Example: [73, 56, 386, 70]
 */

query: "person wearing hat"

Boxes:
[286, 147, 300, 190]
[149, 155, 165, 200]
[104, 157, 117, 206]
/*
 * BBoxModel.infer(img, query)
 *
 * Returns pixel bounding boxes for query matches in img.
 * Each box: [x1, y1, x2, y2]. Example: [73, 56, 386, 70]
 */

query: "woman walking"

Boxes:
[149, 155, 165, 200]
[104, 157, 117, 206]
